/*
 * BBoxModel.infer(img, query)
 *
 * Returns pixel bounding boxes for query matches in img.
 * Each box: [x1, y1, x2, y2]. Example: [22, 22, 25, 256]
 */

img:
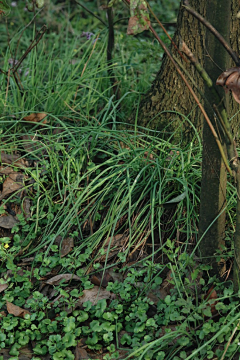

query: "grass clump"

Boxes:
[0, 1, 240, 360]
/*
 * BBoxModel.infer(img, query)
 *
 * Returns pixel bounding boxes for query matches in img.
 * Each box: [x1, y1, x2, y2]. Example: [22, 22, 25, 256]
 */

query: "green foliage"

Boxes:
[0, 1, 239, 360]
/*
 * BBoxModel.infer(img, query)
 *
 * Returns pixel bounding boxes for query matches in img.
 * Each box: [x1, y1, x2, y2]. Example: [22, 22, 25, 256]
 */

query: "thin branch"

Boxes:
[149, 23, 232, 174]
[182, 0, 240, 66]
[123, 0, 232, 174]
[13, 25, 47, 74]
[180, 40, 233, 146]
[107, 0, 120, 100]
[147, 1, 188, 63]
[75, 1, 107, 27]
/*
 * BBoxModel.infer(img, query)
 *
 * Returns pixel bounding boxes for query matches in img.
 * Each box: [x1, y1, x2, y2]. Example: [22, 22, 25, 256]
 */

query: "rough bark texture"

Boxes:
[198, 1, 230, 276]
[229, 0, 240, 136]
[137, 0, 240, 139]
[136, 0, 240, 276]
[137, 0, 207, 141]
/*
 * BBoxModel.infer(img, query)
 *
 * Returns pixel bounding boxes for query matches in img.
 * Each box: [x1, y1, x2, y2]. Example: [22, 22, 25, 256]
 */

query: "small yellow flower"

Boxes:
[4, 244, 9, 249]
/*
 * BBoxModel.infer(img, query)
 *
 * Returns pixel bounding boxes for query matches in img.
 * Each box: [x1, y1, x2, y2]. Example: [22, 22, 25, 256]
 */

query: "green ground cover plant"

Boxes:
[0, 1, 240, 359]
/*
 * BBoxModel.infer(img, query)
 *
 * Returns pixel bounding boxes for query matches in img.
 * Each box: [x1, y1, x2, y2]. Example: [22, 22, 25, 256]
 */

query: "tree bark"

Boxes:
[137, 0, 240, 139]
[198, 1, 231, 276]
[137, 0, 207, 141]
[136, 0, 240, 276]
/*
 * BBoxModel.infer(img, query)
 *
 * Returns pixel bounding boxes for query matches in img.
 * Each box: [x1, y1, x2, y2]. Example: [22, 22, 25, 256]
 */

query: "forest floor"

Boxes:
[0, 1, 239, 360]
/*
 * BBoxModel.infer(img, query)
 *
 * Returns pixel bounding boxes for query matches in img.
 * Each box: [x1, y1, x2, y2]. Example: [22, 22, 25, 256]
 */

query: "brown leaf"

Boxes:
[23, 112, 47, 124]
[0, 172, 25, 200]
[18, 345, 33, 359]
[23, 197, 31, 219]
[61, 237, 74, 257]
[0, 283, 8, 293]
[6, 301, 30, 318]
[160, 270, 174, 295]
[127, 15, 150, 35]
[54, 235, 74, 257]
[147, 289, 167, 304]
[0, 214, 19, 229]
[216, 67, 240, 104]
[74, 346, 90, 360]
[90, 272, 113, 288]
[0, 152, 28, 168]
[21, 134, 43, 153]
[76, 286, 116, 306]
[45, 273, 81, 286]
[98, 234, 127, 262]
[0, 166, 16, 175]
[204, 286, 218, 316]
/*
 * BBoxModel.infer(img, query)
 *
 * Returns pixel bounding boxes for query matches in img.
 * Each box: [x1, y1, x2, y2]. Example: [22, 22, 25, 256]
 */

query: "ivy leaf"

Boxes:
[86, 332, 98, 345]
[62, 333, 77, 348]
[77, 310, 89, 323]
[127, 0, 150, 35]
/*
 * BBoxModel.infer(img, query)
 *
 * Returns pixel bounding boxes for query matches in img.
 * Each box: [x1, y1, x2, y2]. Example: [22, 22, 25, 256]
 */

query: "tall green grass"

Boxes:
[1, 3, 240, 359]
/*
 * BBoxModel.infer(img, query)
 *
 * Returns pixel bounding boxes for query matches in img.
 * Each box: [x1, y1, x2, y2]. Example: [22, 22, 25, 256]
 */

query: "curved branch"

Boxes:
[182, 0, 240, 66]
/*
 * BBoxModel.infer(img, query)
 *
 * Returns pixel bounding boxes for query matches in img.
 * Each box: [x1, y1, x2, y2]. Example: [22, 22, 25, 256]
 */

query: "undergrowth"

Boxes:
[0, 1, 240, 360]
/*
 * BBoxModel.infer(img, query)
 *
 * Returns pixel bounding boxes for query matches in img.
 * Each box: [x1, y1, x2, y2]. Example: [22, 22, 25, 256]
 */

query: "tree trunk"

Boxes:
[198, 1, 231, 276]
[136, 0, 240, 276]
[137, 0, 207, 141]
[137, 0, 240, 139]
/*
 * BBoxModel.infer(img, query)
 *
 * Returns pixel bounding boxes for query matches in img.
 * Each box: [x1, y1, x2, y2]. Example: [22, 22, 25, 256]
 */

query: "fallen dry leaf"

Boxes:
[161, 270, 174, 295]
[76, 286, 116, 307]
[54, 236, 74, 257]
[74, 346, 90, 360]
[18, 345, 33, 359]
[0, 172, 25, 200]
[21, 134, 44, 154]
[0, 214, 19, 229]
[44, 273, 81, 286]
[147, 290, 167, 305]
[23, 112, 47, 124]
[61, 237, 74, 257]
[90, 271, 113, 288]
[204, 286, 218, 316]
[0, 166, 16, 175]
[0, 152, 28, 168]
[98, 234, 127, 262]
[0, 283, 8, 293]
[23, 197, 31, 219]
[6, 301, 30, 318]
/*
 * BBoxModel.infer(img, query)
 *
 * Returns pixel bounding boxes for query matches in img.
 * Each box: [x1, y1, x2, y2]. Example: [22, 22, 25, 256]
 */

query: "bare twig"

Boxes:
[182, 0, 240, 66]
[147, 1, 188, 63]
[75, 1, 107, 26]
[12, 25, 47, 74]
[81, 34, 99, 77]
[180, 40, 234, 146]
[220, 321, 240, 360]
